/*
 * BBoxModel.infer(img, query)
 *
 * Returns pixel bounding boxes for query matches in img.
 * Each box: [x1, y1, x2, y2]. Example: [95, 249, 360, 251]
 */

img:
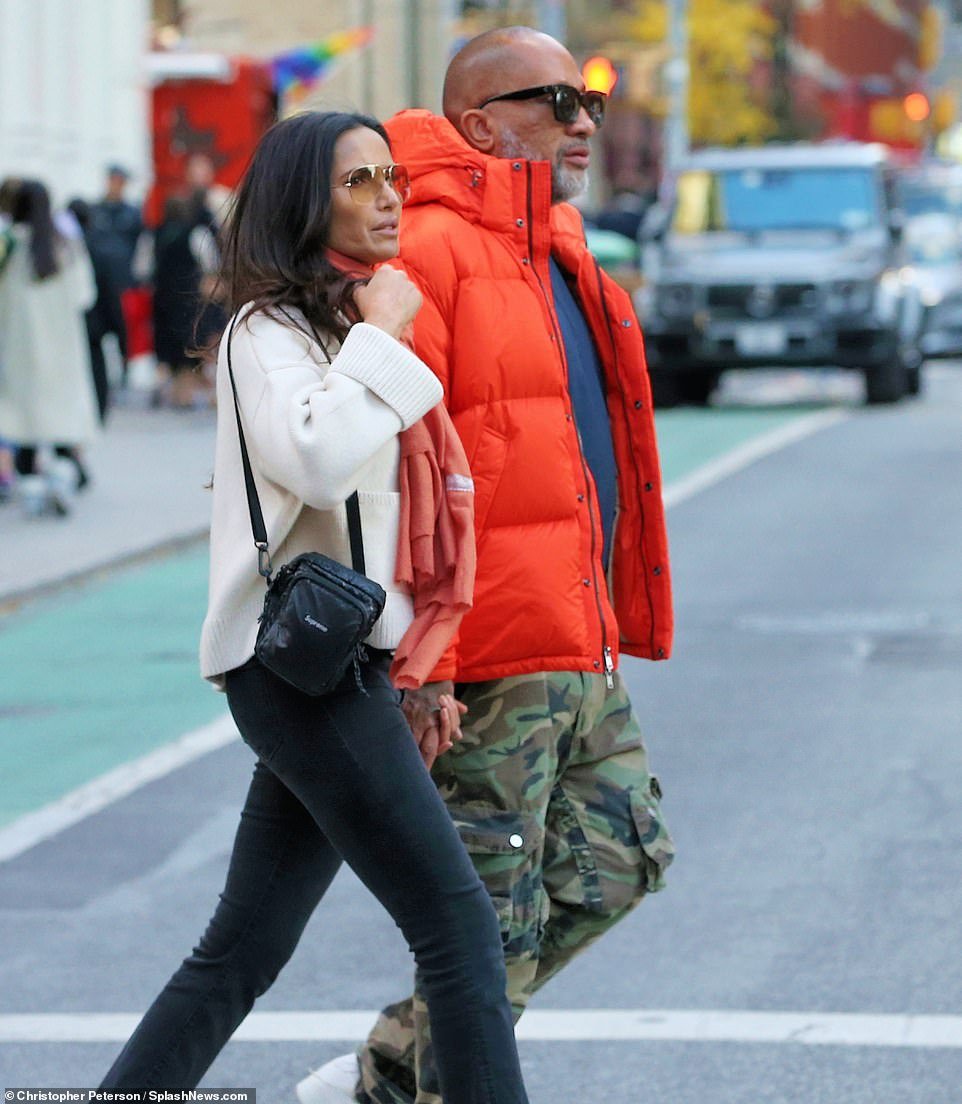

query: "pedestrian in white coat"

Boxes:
[0, 177, 100, 514]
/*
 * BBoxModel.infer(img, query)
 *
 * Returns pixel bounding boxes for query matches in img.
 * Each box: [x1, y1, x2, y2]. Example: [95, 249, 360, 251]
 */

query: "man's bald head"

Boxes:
[439, 26, 596, 204]
[442, 27, 574, 130]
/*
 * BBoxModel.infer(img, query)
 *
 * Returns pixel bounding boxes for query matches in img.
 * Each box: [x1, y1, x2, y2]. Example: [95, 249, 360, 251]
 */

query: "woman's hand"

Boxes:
[402, 680, 468, 771]
[354, 266, 422, 340]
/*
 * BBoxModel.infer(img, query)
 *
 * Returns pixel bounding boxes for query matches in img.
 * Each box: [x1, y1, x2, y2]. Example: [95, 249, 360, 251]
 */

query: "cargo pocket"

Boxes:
[448, 805, 547, 959]
[629, 779, 675, 894]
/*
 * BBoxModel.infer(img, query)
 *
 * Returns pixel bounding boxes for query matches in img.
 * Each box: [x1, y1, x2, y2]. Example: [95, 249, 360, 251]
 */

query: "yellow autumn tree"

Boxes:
[626, 0, 777, 146]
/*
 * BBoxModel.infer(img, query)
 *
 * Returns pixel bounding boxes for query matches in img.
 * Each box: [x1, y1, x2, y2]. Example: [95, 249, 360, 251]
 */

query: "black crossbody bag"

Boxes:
[226, 322, 386, 697]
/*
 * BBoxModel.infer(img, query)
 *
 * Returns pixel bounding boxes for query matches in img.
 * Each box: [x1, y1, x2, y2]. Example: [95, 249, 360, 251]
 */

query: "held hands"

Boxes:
[402, 680, 468, 771]
[354, 266, 422, 341]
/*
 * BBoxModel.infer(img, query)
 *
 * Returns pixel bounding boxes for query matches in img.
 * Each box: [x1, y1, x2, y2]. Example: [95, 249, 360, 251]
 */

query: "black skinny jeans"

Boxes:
[102, 652, 528, 1104]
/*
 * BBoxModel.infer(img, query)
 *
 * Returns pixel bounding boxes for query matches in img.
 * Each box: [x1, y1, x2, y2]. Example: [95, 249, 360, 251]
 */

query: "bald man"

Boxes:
[297, 28, 675, 1104]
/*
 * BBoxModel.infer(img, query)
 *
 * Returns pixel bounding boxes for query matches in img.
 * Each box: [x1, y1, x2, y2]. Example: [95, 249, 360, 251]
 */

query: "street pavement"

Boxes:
[0, 384, 818, 830]
[1, 362, 850, 608]
[3, 365, 962, 1103]
[0, 369, 833, 608]
[0, 397, 225, 830]
[0, 399, 217, 606]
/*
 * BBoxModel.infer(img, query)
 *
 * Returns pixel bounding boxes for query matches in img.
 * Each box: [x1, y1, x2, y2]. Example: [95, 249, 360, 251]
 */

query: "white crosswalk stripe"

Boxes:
[2, 1010, 962, 1048]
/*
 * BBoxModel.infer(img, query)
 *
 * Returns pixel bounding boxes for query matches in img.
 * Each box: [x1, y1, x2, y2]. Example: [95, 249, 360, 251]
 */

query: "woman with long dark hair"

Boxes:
[0, 178, 99, 513]
[100, 111, 529, 1104]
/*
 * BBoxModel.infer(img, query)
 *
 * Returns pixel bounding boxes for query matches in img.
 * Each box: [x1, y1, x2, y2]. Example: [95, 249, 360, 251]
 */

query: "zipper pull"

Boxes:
[603, 646, 615, 690]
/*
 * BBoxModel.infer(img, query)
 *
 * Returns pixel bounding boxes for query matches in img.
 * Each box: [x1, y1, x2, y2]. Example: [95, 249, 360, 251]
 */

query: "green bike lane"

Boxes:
[0, 405, 813, 829]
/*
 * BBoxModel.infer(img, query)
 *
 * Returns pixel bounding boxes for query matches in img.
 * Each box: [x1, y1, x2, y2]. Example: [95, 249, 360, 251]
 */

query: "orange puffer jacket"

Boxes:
[386, 110, 673, 683]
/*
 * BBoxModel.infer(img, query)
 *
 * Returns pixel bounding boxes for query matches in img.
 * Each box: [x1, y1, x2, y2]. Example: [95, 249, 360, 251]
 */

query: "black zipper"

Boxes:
[526, 165, 612, 686]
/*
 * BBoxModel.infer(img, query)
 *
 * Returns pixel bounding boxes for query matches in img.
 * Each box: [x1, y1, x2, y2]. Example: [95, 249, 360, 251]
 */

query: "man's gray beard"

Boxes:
[498, 127, 589, 204]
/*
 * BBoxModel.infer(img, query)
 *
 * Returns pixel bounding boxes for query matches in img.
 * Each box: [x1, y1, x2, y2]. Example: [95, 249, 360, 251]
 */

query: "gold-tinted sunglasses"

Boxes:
[335, 163, 411, 205]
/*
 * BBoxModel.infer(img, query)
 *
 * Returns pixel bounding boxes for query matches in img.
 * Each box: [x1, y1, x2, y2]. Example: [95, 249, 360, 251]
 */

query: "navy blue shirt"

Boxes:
[549, 258, 618, 567]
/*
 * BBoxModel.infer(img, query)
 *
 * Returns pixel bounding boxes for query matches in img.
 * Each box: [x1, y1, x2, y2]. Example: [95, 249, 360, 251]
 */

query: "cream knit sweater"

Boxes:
[199, 307, 443, 687]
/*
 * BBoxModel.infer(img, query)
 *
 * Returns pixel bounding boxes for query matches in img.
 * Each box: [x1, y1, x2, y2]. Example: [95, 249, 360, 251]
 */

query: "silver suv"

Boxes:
[637, 143, 922, 405]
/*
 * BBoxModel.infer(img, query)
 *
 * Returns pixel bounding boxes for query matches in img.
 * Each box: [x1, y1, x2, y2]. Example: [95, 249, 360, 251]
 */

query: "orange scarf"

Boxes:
[325, 249, 475, 688]
[325, 247, 374, 280]
[390, 404, 475, 689]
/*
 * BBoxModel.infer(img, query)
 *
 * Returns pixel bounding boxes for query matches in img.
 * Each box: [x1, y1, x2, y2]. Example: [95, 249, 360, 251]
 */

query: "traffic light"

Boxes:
[903, 91, 931, 122]
[582, 56, 618, 95]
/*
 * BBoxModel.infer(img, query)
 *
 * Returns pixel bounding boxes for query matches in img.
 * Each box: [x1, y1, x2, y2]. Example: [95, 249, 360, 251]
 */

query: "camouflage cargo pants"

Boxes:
[357, 669, 674, 1104]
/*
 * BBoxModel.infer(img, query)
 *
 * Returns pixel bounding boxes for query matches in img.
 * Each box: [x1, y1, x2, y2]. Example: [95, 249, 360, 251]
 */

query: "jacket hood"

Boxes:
[387, 110, 490, 221]
[386, 108, 588, 258]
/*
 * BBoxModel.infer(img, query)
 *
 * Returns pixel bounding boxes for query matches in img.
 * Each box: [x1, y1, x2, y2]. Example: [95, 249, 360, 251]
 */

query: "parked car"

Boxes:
[636, 143, 923, 406]
[896, 164, 962, 360]
[904, 211, 962, 359]
[899, 161, 962, 223]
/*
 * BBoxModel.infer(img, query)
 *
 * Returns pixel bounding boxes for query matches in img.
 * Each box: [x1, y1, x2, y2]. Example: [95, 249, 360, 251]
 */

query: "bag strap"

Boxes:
[225, 313, 367, 584]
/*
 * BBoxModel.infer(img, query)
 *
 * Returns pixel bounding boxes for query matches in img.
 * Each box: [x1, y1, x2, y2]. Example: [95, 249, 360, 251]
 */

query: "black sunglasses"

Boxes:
[478, 83, 607, 127]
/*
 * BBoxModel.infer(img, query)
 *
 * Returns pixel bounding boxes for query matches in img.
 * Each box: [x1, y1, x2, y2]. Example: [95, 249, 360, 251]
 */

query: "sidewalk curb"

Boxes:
[0, 527, 209, 616]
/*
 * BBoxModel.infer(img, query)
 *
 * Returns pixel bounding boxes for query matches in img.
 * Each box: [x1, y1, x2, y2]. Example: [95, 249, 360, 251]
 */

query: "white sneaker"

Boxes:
[18, 474, 49, 518]
[45, 458, 78, 516]
[295, 1052, 361, 1104]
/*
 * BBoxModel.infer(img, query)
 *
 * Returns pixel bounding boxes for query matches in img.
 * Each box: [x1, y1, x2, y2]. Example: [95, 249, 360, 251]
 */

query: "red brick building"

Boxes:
[790, 0, 928, 152]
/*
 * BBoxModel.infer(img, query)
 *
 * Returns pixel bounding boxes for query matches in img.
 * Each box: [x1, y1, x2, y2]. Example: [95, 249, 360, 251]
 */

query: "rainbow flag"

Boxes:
[271, 27, 375, 105]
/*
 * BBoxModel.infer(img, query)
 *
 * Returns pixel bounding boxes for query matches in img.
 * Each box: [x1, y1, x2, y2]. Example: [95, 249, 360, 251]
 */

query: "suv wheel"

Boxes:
[864, 358, 908, 404]
[905, 363, 922, 396]
[650, 368, 682, 407]
[650, 369, 717, 408]
[678, 370, 718, 406]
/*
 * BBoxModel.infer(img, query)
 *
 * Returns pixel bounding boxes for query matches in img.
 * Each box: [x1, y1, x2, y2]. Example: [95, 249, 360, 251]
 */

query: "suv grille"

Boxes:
[707, 283, 817, 316]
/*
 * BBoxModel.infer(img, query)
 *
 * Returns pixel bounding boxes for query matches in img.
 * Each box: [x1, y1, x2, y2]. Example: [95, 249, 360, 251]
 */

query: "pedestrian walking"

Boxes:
[99, 110, 530, 1104]
[182, 154, 231, 402]
[297, 27, 675, 1104]
[0, 178, 99, 515]
[148, 194, 220, 408]
[184, 151, 233, 232]
[87, 165, 143, 389]
[67, 198, 114, 422]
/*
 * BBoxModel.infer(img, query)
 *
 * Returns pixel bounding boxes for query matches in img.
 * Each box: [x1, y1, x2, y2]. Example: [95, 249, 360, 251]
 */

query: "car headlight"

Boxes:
[657, 283, 696, 317]
[826, 278, 876, 314]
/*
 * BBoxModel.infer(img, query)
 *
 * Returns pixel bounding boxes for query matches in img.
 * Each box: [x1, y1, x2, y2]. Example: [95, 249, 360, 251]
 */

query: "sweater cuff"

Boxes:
[335, 322, 443, 428]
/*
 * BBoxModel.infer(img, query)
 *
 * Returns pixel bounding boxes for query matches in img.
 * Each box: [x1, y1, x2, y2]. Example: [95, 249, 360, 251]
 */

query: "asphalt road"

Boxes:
[2, 365, 961, 1103]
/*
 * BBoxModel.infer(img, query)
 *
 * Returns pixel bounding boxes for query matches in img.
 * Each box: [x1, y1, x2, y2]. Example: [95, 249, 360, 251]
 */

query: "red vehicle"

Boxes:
[791, 0, 928, 156]
[121, 54, 275, 358]
[145, 52, 276, 226]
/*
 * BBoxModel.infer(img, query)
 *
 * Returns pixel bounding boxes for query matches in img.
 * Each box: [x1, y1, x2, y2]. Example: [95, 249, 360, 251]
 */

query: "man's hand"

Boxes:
[402, 680, 468, 770]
